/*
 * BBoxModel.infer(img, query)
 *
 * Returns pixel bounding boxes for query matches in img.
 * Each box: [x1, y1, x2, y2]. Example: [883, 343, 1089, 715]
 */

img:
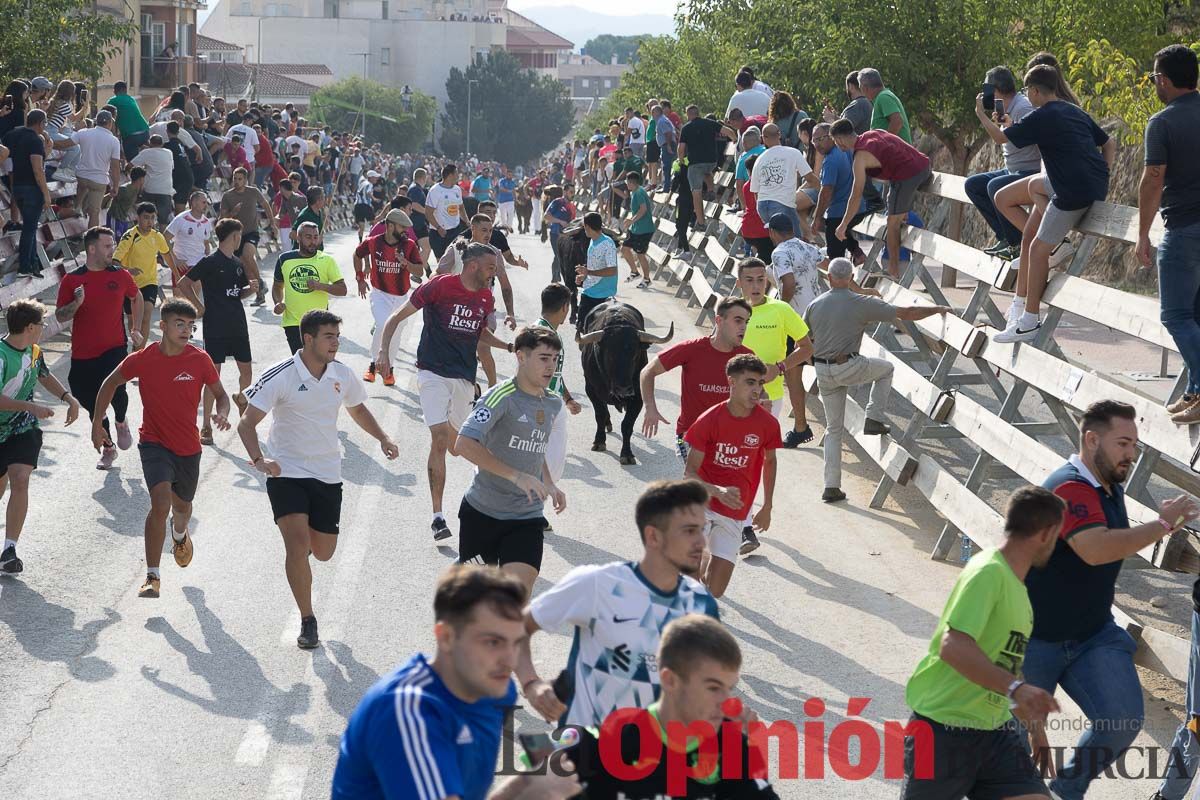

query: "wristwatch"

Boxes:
[1005, 679, 1025, 700]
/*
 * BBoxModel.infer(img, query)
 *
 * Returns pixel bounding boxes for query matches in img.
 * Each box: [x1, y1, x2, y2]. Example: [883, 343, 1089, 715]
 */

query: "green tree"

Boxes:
[606, 28, 743, 117]
[441, 51, 574, 164]
[581, 34, 653, 65]
[309, 77, 435, 154]
[0, 0, 137, 85]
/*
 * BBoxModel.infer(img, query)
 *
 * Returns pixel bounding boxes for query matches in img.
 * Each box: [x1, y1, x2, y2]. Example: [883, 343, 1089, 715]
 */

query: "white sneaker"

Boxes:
[96, 446, 117, 470]
[993, 320, 1042, 343]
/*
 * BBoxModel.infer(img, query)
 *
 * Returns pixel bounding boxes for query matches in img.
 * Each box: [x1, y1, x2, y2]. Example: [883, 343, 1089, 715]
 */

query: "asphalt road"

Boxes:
[0, 228, 1184, 799]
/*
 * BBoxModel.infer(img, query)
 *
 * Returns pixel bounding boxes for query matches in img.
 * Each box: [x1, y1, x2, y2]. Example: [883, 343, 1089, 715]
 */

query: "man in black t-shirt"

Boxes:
[2, 110, 55, 277]
[561, 615, 779, 800]
[677, 105, 737, 228]
[177, 218, 258, 443]
[407, 168, 432, 265]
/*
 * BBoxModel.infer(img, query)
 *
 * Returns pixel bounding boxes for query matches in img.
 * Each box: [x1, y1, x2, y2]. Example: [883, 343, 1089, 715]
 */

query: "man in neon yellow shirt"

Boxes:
[114, 202, 180, 349]
[272, 222, 347, 353]
[901, 486, 1063, 799]
[733, 256, 812, 555]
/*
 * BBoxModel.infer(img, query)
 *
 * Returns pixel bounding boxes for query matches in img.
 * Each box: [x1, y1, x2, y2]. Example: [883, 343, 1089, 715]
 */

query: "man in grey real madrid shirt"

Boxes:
[455, 326, 566, 598]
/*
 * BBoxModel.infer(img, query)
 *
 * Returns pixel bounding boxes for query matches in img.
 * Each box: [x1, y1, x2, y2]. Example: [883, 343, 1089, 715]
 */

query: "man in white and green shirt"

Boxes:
[0, 300, 81, 574]
[900, 487, 1064, 799]
[536, 283, 581, 493]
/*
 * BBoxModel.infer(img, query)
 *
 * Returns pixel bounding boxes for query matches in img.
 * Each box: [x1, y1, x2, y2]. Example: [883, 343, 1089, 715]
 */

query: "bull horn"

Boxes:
[576, 329, 605, 346]
[638, 322, 674, 345]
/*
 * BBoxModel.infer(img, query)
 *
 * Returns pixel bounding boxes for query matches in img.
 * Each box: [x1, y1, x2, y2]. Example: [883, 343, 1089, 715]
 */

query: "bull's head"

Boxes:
[579, 321, 675, 399]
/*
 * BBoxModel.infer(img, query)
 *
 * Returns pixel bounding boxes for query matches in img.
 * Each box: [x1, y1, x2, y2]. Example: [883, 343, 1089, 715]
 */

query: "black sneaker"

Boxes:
[432, 517, 452, 541]
[863, 419, 891, 436]
[782, 426, 814, 448]
[0, 544, 22, 574]
[822, 487, 847, 503]
[250, 293, 267, 307]
[297, 615, 319, 649]
[739, 527, 760, 556]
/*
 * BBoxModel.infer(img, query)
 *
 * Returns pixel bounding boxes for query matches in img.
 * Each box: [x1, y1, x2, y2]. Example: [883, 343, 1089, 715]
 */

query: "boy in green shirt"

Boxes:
[620, 172, 656, 288]
[900, 487, 1064, 799]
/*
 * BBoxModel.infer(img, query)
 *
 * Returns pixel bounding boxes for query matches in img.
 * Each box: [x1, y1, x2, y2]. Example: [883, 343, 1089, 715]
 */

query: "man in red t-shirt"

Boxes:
[683, 354, 781, 598]
[355, 209, 424, 386]
[90, 299, 231, 599]
[641, 296, 755, 460]
[59, 226, 145, 470]
[831, 119, 932, 279]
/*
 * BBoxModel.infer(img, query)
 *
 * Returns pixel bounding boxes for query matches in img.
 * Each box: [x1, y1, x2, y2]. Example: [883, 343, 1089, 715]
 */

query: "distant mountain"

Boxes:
[516, 5, 675, 51]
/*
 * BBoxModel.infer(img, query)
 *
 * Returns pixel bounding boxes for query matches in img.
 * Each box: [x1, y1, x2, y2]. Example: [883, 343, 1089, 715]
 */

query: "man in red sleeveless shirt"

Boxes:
[831, 119, 932, 279]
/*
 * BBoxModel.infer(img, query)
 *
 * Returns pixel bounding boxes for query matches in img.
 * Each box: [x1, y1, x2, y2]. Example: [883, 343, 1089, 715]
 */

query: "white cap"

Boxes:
[366, 170, 381, 178]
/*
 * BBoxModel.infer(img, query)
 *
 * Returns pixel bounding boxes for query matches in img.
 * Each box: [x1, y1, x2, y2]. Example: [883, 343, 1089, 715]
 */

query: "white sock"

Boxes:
[433, 512, 445, 522]
[1010, 296, 1026, 316]
[147, 566, 161, 578]
[1019, 311, 1039, 329]
[4, 538, 16, 551]
[171, 524, 186, 544]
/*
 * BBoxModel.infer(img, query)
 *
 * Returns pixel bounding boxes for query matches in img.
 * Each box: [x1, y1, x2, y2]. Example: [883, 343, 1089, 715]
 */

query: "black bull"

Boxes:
[577, 300, 674, 465]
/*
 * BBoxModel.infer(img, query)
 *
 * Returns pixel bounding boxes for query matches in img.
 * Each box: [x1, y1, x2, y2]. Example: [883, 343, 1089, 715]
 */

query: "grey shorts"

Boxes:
[1036, 202, 1088, 245]
[887, 165, 933, 216]
[139, 442, 201, 502]
[686, 162, 716, 189]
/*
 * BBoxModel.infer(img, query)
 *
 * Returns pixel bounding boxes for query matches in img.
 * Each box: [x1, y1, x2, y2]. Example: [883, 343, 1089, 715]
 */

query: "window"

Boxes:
[238, 0, 251, 13]
[381, 47, 390, 65]
[324, 0, 338, 17]
[604, 79, 612, 88]
[265, 3, 277, 15]
[580, 78, 589, 88]
[381, 0, 388, 18]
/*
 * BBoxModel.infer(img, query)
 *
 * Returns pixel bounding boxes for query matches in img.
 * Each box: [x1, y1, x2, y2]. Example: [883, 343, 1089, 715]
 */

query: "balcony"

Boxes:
[140, 56, 208, 90]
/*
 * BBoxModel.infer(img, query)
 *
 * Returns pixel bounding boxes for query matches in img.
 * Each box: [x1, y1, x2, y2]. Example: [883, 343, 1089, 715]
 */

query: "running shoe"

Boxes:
[637, 279, 650, 289]
[383, 372, 396, 387]
[96, 446, 117, 470]
[297, 615, 319, 649]
[432, 517, 452, 541]
[1167, 394, 1200, 415]
[115, 421, 133, 450]
[138, 573, 161, 598]
[782, 426, 814, 448]
[2, 222, 20, 233]
[200, 427, 214, 446]
[0, 544, 23, 574]
[739, 526, 761, 556]
[983, 241, 1007, 255]
[363, 364, 376, 383]
[232, 391, 249, 416]
[993, 321, 1042, 344]
[821, 487, 847, 503]
[863, 419, 891, 436]
[171, 520, 193, 568]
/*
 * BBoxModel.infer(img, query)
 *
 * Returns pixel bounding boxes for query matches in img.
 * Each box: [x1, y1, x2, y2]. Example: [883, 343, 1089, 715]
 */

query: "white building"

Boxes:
[200, 0, 563, 105]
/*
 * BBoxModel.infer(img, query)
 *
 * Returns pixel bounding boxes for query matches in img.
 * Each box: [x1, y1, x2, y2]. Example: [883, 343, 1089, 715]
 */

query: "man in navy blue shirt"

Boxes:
[976, 64, 1116, 343]
[332, 565, 580, 799]
[1025, 401, 1196, 799]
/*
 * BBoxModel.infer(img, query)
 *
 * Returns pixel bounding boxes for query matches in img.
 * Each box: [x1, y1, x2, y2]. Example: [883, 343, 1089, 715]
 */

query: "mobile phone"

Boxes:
[519, 732, 555, 765]
[1, 95, 11, 109]
[995, 98, 1005, 121]
[981, 83, 995, 112]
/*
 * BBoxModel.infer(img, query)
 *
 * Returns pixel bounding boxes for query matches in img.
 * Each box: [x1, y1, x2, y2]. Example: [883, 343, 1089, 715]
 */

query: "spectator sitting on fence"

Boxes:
[976, 64, 1116, 344]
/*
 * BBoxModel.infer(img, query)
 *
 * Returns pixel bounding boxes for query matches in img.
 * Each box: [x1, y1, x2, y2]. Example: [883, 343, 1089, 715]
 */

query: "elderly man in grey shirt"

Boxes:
[964, 66, 1042, 261]
[804, 258, 950, 503]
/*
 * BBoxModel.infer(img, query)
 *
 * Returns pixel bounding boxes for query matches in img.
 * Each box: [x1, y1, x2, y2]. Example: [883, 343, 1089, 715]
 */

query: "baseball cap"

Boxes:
[366, 170, 381, 178]
[385, 209, 413, 228]
[31, 77, 53, 91]
[95, 110, 114, 126]
[767, 213, 795, 233]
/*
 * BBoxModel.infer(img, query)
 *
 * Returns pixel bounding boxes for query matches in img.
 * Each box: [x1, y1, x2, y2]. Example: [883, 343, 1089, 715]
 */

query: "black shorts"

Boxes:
[623, 231, 652, 254]
[284, 325, 302, 354]
[353, 202, 374, 223]
[457, 498, 545, 571]
[124, 284, 159, 314]
[204, 336, 252, 364]
[576, 294, 610, 332]
[139, 442, 201, 502]
[646, 141, 661, 164]
[266, 476, 344, 534]
[0, 428, 43, 472]
[234, 231, 261, 258]
[430, 224, 466, 259]
[899, 714, 1049, 800]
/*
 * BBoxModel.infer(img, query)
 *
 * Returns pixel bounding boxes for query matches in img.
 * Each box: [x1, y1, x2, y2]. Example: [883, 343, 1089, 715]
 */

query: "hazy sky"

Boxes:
[506, 0, 679, 14]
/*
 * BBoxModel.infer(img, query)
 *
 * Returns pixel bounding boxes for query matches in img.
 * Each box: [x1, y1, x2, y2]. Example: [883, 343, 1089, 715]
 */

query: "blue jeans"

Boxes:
[963, 168, 1036, 246]
[46, 124, 81, 175]
[660, 149, 675, 192]
[1158, 610, 1200, 799]
[122, 130, 149, 161]
[12, 184, 44, 274]
[756, 199, 802, 236]
[1022, 619, 1144, 800]
[1159, 221, 1200, 394]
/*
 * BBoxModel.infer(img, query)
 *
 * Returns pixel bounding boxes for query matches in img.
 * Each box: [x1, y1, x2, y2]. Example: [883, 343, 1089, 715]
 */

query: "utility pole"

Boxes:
[351, 52, 369, 137]
[466, 78, 478, 155]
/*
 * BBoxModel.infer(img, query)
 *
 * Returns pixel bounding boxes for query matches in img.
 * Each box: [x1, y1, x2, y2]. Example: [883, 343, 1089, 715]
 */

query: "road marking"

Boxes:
[266, 760, 307, 800]
[235, 720, 272, 766]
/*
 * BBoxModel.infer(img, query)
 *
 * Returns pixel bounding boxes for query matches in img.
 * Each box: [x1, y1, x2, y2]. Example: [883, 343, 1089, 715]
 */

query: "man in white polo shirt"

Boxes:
[164, 190, 213, 281]
[238, 309, 399, 649]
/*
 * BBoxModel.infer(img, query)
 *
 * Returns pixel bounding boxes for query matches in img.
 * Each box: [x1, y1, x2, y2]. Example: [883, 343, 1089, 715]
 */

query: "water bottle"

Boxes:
[959, 532, 972, 563]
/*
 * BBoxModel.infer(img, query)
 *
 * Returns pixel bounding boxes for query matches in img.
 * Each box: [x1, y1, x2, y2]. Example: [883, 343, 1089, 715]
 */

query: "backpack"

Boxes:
[779, 111, 809, 149]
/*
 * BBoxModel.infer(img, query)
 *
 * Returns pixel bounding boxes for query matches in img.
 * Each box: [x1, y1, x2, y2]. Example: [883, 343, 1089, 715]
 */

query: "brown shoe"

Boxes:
[138, 573, 161, 598]
[1172, 403, 1200, 425]
[200, 427, 214, 446]
[172, 520, 193, 568]
[1167, 394, 1199, 415]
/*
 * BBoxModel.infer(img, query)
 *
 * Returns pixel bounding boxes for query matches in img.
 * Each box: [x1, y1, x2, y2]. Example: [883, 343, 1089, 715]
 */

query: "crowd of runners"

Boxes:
[2, 42, 1200, 800]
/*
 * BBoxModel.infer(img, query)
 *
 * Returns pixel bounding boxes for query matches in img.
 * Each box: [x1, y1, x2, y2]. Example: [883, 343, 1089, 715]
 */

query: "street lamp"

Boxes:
[466, 78, 478, 155]
[351, 51, 369, 137]
[401, 84, 412, 113]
